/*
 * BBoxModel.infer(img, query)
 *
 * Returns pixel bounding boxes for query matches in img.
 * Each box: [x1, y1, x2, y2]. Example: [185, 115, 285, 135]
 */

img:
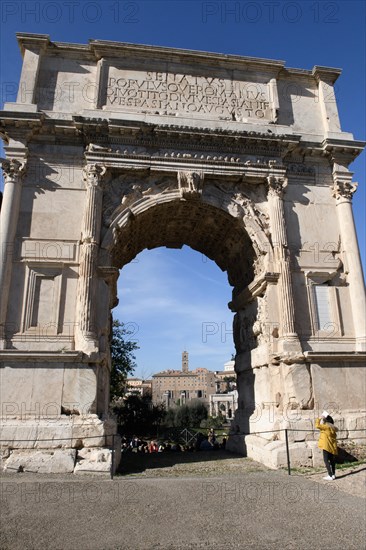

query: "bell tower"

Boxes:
[182, 351, 189, 373]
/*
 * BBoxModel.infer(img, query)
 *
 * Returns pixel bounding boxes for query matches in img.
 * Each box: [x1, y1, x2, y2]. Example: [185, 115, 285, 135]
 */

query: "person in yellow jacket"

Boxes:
[315, 410, 338, 480]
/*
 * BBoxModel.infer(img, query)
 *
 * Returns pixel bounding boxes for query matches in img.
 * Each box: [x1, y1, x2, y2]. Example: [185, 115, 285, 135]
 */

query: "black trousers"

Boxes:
[323, 450, 336, 476]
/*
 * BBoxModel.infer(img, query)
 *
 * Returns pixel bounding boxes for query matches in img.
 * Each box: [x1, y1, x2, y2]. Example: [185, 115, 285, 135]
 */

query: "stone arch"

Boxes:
[94, 171, 275, 437]
[103, 192, 256, 287]
[99, 170, 273, 283]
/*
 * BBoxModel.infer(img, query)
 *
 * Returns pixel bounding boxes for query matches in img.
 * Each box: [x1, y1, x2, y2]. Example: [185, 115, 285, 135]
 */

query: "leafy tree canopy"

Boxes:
[164, 401, 208, 428]
[111, 394, 166, 435]
[110, 319, 139, 402]
[200, 415, 226, 429]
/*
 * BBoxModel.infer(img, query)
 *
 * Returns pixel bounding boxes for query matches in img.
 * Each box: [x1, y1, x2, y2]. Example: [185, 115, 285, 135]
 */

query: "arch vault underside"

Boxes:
[0, 35, 365, 472]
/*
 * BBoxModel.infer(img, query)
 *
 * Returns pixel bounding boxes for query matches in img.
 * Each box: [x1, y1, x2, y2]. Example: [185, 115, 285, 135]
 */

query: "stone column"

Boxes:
[267, 175, 302, 353]
[75, 163, 106, 353]
[0, 158, 27, 349]
[331, 173, 366, 350]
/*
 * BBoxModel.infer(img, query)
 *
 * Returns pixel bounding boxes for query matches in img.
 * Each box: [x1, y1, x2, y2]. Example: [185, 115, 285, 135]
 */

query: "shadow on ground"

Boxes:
[118, 449, 245, 475]
[336, 446, 359, 464]
[333, 466, 366, 480]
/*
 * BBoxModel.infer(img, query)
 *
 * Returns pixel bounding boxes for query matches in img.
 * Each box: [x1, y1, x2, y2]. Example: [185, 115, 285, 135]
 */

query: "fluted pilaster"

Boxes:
[75, 163, 106, 352]
[267, 176, 301, 351]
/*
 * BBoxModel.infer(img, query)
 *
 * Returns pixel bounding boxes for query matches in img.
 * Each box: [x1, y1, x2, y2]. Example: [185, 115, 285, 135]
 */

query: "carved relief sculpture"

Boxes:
[178, 170, 204, 199]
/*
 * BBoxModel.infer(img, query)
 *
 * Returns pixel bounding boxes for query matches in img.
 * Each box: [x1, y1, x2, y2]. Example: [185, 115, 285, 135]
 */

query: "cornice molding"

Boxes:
[303, 351, 366, 363]
[14, 34, 344, 83]
[0, 350, 83, 362]
[0, 113, 364, 164]
[312, 65, 342, 85]
[16, 32, 50, 55]
[321, 138, 366, 164]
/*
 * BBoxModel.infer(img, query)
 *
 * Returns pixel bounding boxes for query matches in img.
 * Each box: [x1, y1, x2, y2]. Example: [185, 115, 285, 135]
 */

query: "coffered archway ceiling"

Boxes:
[112, 199, 255, 292]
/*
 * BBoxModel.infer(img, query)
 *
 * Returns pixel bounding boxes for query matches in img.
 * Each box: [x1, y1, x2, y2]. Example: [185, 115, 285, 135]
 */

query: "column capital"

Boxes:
[331, 179, 358, 202]
[267, 175, 287, 198]
[83, 163, 107, 188]
[1, 158, 27, 182]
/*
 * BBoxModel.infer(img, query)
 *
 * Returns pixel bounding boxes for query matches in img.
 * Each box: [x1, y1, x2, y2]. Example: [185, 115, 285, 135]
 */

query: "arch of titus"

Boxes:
[0, 34, 365, 473]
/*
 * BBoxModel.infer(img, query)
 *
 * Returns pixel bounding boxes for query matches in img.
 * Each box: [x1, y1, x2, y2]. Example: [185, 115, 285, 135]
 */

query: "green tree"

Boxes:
[189, 401, 208, 426]
[175, 404, 191, 427]
[165, 401, 209, 427]
[164, 408, 176, 426]
[110, 319, 139, 402]
[200, 414, 225, 429]
[112, 394, 166, 435]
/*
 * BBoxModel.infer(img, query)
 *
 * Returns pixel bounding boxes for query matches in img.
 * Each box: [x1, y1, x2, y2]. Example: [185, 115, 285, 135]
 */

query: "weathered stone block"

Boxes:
[282, 363, 312, 409]
[0, 415, 117, 451]
[279, 418, 315, 442]
[0, 365, 64, 415]
[71, 415, 116, 447]
[74, 448, 112, 474]
[306, 441, 324, 468]
[344, 413, 366, 442]
[242, 434, 313, 469]
[276, 442, 312, 468]
[0, 418, 73, 449]
[3, 449, 76, 473]
[251, 344, 269, 368]
[61, 366, 98, 414]
[311, 364, 366, 410]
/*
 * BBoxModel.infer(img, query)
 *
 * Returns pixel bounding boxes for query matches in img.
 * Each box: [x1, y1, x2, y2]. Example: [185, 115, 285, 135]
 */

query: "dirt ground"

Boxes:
[1, 452, 365, 550]
[116, 449, 366, 519]
[118, 449, 366, 498]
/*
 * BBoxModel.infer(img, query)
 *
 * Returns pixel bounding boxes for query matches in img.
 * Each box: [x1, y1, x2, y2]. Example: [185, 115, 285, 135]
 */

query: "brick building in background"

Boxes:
[152, 351, 216, 407]
[125, 378, 152, 398]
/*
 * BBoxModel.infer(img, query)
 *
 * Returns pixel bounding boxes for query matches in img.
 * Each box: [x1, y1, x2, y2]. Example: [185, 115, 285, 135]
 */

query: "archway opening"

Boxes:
[116, 245, 234, 378]
[107, 198, 258, 435]
[111, 199, 255, 295]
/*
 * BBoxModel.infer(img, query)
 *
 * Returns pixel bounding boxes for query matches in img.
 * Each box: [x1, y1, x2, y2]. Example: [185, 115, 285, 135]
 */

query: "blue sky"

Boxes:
[1, 1, 365, 377]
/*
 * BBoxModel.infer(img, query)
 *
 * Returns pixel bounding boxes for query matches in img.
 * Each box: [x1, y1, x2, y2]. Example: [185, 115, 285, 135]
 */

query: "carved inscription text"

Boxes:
[106, 70, 272, 120]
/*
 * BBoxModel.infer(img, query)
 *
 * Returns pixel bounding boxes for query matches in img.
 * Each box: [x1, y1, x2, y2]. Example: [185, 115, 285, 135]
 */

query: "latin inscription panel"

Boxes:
[104, 67, 273, 121]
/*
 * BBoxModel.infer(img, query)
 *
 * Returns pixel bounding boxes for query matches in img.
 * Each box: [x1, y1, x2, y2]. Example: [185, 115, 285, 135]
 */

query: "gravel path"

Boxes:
[1, 454, 365, 550]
